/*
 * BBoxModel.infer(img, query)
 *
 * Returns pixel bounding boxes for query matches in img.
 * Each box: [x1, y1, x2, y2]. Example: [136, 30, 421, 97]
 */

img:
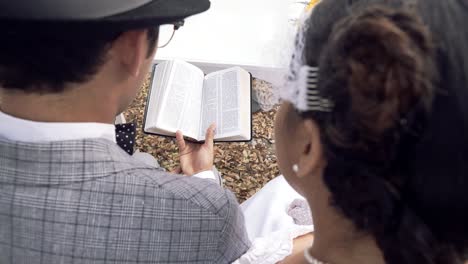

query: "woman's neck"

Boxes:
[309, 232, 385, 264]
[303, 187, 386, 264]
[305, 181, 385, 264]
[280, 201, 385, 264]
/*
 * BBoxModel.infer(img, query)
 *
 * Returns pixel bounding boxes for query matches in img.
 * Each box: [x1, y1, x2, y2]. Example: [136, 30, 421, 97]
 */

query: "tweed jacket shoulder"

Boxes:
[0, 138, 250, 264]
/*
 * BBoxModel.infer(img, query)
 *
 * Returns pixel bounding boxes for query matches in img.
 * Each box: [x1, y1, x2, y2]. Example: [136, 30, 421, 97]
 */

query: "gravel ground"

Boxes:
[124, 76, 280, 202]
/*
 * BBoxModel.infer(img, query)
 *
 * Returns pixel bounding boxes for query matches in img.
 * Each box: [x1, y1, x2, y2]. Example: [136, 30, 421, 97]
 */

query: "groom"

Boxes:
[0, 0, 250, 263]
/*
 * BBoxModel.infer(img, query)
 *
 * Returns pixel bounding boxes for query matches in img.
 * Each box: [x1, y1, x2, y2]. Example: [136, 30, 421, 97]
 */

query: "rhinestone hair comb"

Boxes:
[297, 66, 334, 112]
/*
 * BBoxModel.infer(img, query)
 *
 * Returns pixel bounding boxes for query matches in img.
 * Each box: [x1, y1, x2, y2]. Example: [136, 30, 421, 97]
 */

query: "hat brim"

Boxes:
[102, 0, 210, 28]
[0, 0, 210, 30]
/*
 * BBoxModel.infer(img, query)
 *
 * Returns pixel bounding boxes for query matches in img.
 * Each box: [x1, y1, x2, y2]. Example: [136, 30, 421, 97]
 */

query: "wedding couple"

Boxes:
[1, 0, 467, 263]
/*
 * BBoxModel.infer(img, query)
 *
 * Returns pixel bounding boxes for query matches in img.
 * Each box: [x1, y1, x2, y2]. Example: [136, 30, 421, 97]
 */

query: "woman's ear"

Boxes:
[296, 119, 323, 178]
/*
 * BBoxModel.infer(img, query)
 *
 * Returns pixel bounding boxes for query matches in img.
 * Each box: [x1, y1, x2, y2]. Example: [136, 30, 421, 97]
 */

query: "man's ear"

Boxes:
[112, 29, 148, 77]
[296, 119, 323, 178]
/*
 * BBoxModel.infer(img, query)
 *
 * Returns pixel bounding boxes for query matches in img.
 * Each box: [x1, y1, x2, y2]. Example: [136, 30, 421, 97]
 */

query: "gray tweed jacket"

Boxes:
[0, 138, 250, 264]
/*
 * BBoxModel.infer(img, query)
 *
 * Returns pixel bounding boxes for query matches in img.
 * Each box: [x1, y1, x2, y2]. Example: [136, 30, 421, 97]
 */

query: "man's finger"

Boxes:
[204, 123, 216, 148]
[175, 130, 186, 151]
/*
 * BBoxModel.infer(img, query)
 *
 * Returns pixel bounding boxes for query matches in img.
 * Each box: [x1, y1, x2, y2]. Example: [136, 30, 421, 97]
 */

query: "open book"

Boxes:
[143, 60, 252, 142]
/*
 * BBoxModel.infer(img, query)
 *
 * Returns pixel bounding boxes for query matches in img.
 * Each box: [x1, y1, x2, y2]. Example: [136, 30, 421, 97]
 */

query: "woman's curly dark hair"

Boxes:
[300, 0, 468, 263]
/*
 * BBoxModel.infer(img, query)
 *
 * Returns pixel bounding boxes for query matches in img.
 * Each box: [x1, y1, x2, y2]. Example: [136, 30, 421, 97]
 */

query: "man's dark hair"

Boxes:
[0, 25, 159, 93]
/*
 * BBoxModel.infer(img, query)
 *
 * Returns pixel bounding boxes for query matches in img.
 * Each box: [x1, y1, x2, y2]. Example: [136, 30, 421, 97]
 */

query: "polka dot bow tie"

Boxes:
[115, 122, 136, 155]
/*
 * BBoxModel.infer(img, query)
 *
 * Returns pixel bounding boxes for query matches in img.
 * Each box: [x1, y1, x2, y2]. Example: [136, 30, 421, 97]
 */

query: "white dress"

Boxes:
[235, 176, 314, 263]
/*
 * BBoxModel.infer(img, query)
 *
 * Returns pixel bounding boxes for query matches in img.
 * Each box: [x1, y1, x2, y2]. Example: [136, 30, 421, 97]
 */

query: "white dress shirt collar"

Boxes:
[0, 111, 116, 143]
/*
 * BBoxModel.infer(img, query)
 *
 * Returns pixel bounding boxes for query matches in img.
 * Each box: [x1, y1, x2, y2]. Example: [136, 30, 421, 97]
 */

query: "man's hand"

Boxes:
[175, 124, 216, 176]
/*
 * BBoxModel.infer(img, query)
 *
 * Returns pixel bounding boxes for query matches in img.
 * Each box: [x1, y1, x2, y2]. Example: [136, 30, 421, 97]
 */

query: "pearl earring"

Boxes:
[292, 164, 299, 173]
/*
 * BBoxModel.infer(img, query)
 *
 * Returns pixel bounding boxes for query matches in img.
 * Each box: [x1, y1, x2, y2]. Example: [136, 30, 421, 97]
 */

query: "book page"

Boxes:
[157, 60, 204, 139]
[199, 68, 242, 140]
[144, 62, 171, 133]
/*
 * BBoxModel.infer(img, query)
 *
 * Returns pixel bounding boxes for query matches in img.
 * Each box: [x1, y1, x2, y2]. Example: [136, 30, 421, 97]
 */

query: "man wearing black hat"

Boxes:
[0, 1, 251, 263]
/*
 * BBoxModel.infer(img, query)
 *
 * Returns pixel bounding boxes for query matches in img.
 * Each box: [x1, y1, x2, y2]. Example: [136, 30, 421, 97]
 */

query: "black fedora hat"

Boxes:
[0, 0, 210, 28]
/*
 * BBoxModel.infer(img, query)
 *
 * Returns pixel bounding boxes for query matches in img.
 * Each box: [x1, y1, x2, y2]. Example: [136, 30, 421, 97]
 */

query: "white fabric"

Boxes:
[233, 225, 313, 264]
[241, 175, 310, 240]
[193, 170, 217, 181]
[0, 111, 215, 181]
[275, 8, 312, 110]
[238, 175, 314, 263]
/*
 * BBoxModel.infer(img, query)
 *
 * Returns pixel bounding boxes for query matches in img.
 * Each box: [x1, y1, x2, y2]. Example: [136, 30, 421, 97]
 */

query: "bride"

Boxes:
[237, 0, 468, 263]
